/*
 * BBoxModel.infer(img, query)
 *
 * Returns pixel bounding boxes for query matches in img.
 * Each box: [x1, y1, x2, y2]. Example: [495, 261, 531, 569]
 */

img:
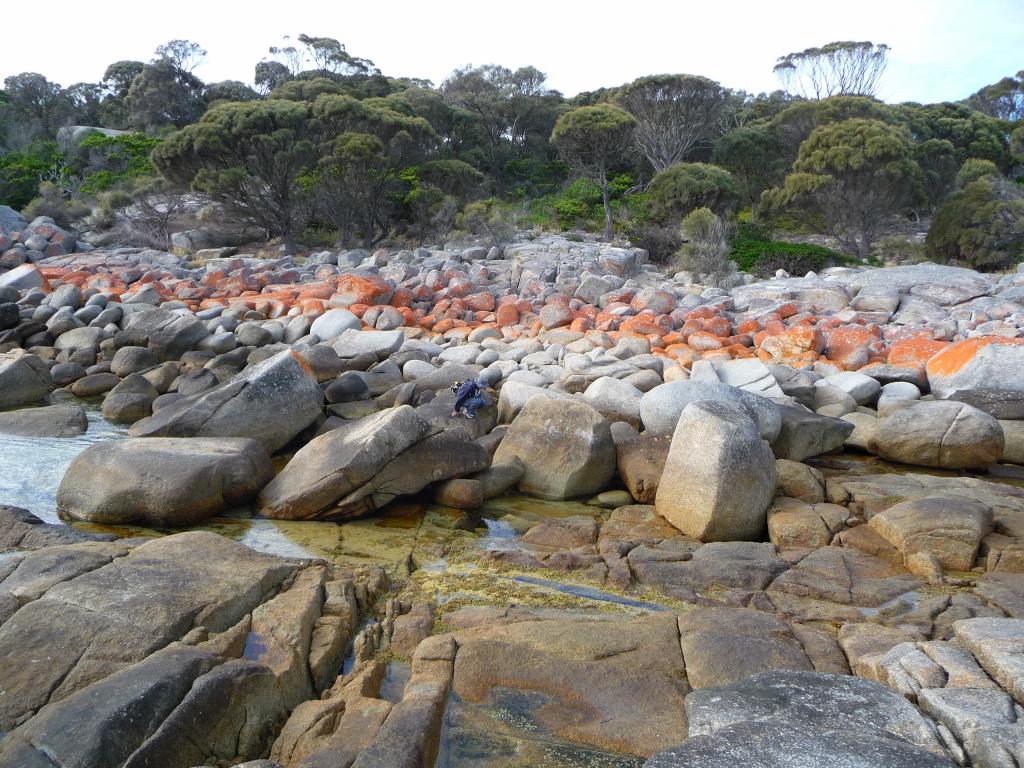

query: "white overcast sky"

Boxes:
[3, 0, 1021, 104]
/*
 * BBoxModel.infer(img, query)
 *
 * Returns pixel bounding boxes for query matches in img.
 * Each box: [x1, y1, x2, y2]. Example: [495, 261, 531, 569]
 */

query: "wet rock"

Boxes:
[471, 459, 524, 500]
[522, 516, 599, 549]
[453, 614, 688, 757]
[58, 437, 274, 526]
[348, 635, 454, 768]
[247, 565, 325, 710]
[130, 349, 324, 453]
[656, 401, 776, 542]
[433, 478, 483, 509]
[493, 395, 615, 500]
[390, 603, 436, 657]
[0, 404, 87, 437]
[0, 505, 115, 550]
[868, 400, 1004, 469]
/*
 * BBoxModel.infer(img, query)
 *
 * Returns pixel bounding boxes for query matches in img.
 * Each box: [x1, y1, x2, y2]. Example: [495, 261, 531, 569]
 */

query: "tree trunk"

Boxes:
[857, 233, 871, 259]
[601, 179, 613, 242]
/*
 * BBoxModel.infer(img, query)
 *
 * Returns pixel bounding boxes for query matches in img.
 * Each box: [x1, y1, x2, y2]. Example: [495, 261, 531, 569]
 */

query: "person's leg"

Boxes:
[462, 394, 485, 417]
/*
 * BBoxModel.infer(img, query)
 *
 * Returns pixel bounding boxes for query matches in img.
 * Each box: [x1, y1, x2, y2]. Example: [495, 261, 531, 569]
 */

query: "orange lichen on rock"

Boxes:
[925, 336, 1024, 377]
[887, 337, 948, 367]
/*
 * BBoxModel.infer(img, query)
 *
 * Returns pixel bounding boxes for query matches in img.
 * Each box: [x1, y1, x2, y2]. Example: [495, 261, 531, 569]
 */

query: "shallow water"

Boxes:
[0, 395, 128, 523]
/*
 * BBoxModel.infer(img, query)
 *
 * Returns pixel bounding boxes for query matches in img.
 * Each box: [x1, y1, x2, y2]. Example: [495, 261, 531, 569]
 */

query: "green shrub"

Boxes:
[730, 222, 839, 277]
[24, 181, 90, 229]
[523, 175, 642, 233]
[454, 198, 515, 247]
[0, 140, 64, 211]
[873, 235, 927, 264]
[926, 175, 1024, 271]
[676, 207, 734, 286]
[955, 158, 999, 189]
[551, 178, 601, 229]
[78, 132, 162, 194]
[646, 162, 738, 226]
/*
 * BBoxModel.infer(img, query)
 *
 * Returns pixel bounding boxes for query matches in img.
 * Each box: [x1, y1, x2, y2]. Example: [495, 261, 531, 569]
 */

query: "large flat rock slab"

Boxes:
[452, 613, 688, 757]
[644, 721, 956, 768]
[0, 531, 296, 730]
[684, 669, 947, 756]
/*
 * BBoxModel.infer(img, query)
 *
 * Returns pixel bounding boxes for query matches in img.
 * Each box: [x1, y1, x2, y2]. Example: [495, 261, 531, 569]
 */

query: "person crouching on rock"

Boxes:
[451, 374, 491, 420]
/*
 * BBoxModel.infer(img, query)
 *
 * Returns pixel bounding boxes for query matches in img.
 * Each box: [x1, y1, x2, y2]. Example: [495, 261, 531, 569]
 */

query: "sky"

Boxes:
[2, 0, 1021, 104]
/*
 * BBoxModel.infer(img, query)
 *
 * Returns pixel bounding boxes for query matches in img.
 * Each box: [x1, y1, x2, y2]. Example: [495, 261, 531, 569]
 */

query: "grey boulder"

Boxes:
[644, 722, 955, 768]
[927, 339, 1024, 418]
[122, 307, 209, 360]
[0, 404, 87, 437]
[493, 395, 615, 500]
[640, 380, 781, 442]
[57, 437, 274, 526]
[655, 401, 777, 542]
[0, 354, 52, 408]
[868, 400, 1004, 469]
[129, 349, 323, 453]
[683, 670, 948, 757]
[258, 406, 432, 520]
[772, 405, 854, 461]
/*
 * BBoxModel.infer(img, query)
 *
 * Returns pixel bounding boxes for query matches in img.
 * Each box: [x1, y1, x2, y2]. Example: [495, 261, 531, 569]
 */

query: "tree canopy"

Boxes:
[764, 118, 919, 256]
[773, 41, 890, 99]
[550, 105, 636, 239]
[615, 74, 727, 172]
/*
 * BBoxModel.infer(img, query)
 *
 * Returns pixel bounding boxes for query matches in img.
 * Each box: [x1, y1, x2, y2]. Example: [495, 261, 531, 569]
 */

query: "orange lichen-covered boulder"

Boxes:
[825, 324, 875, 370]
[333, 274, 393, 307]
[757, 325, 824, 367]
[495, 304, 519, 328]
[888, 336, 947, 367]
[926, 337, 1024, 418]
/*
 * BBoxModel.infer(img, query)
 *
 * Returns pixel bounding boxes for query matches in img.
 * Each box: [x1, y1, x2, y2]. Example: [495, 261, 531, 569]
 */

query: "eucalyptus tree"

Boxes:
[773, 41, 890, 99]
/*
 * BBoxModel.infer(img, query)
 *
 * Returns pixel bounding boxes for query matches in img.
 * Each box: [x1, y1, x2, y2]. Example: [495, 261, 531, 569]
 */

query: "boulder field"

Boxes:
[2, 231, 1024, 766]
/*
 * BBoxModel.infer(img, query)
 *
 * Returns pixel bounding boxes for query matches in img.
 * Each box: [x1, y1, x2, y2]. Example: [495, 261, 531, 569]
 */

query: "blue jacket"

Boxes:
[453, 379, 481, 410]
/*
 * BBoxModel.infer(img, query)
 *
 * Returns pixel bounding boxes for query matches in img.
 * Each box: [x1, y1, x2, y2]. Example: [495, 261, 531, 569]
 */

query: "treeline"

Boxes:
[1, 36, 1022, 272]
